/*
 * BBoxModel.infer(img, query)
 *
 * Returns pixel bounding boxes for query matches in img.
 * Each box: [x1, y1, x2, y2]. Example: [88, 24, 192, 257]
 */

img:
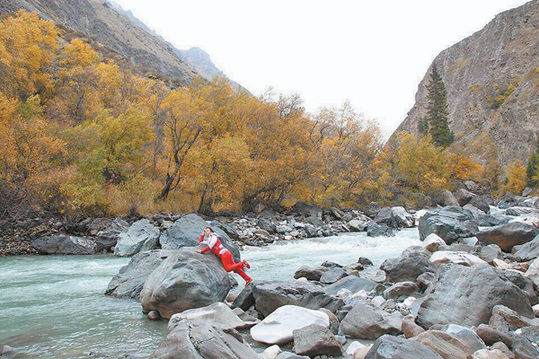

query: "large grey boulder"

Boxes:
[419, 206, 478, 244]
[366, 222, 395, 237]
[292, 324, 342, 357]
[374, 206, 414, 229]
[105, 249, 173, 299]
[167, 302, 251, 331]
[319, 268, 347, 284]
[159, 213, 240, 261]
[416, 264, 534, 329]
[151, 321, 258, 359]
[251, 280, 344, 317]
[514, 235, 539, 261]
[468, 196, 491, 214]
[140, 247, 233, 319]
[339, 302, 403, 339]
[380, 246, 437, 282]
[114, 219, 160, 257]
[32, 235, 96, 255]
[455, 188, 476, 206]
[95, 218, 129, 251]
[365, 335, 443, 359]
[477, 222, 539, 252]
[294, 265, 325, 281]
[433, 190, 460, 207]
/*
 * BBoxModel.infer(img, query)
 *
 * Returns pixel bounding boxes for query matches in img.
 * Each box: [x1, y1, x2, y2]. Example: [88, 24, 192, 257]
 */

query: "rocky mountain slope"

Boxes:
[0, 0, 198, 85]
[392, 0, 538, 169]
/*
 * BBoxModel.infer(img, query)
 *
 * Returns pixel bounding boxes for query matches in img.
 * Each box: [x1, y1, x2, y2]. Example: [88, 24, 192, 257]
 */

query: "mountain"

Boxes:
[0, 0, 196, 85]
[392, 0, 538, 169]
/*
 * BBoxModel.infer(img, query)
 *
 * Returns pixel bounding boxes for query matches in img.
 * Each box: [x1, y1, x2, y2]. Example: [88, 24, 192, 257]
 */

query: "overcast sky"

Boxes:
[113, 0, 528, 137]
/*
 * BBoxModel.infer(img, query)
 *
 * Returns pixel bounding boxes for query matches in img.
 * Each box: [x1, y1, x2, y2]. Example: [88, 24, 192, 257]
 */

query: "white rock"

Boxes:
[533, 303, 539, 317]
[471, 348, 509, 359]
[259, 345, 281, 359]
[402, 296, 417, 309]
[430, 251, 487, 267]
[461, 237, 478, 246]
[296, 277, 308, 283]
[414, 209, 428, 225]
[346, 341, 366, 356]
[168, 302, 249, 331]
[525, 257, 539, 287]
[509, 214, 539, 227]
[336, 288, 352, 299]
[250, 305, 329, 344]
[371, 296, 385, 307]
[350, 289, 368, 301]
[422, 233, 446, 252]
[492, 258, 511, 270]
[353, 344, 373, 359]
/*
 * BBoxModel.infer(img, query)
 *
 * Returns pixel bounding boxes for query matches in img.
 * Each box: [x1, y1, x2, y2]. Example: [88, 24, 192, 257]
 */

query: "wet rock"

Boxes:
[150, 321, 258, 359]
[252, 280, 344, 317]
[418, 206, 478, 244]
[411, 330, 476, 359]
[380, 246, 436, 282]
[147, 311, 160, 320]
[324, 276, 377, 296]
[383, 281, 419, 300]
[340, 302, 403, 339]
[319, 267, 347, 284]
[159, 213, 240, 261]
[374, 207, 414, 229]
[514, 235, 539, 261]
[364, 335, 443, 359]
[402, 314, 425, 338]
[477, 222, 539, 252]
[106, 249, 173, 298]
[32, 235, 96, 255]
[114, 219, 160, 257]
[95, 218, 129, 251]
[294, 265, 325, 281]
[250, 305, 329, 344]
[475, 324, 513, 347]
[140, 248, 232, 319]
[358, 257, 374, 266]
[429, 251, 487, 267]
[416, 264, 534, 328]
[366, 222, 394, 237]
[423, 233, 446, 252]
[168, 302, 250, 331]
[292, 324, 343, 357]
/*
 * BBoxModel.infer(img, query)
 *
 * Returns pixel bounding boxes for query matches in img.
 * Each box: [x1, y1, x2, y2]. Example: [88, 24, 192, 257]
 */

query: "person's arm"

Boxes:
[199, 234, 217, 254]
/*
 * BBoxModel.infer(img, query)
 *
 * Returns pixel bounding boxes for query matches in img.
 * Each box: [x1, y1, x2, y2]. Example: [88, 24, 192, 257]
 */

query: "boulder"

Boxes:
[290, 202, 322, 218]
[114, 219, 160, 257]
[31, 235, 96, 255]
[525, 257, 539, 286]
[348, 215, 371, 231]
[140, 248, 233, 319]
[423, 233, 446, 252]
[105, 249, 173, 298]
[513, 234, 539, 261]
[418, 206, 478, 244]
[471, 349, 510, 359]
[292, 324, 343, 357]
[402, 315, 425, 338]
[324, 276, 377, 296]
[374, 206, 414, 229]
[339, 302, 403, 339]
[383, 281, 419, 299]
[260, 345, 281, 359]
[505, 206, 537, 216]
[429, 251, 487, 267]
[294, 265, 325, 281]
[366, 222, 394, 237]
[380, 246, 437, 282]
[210, 220, 239, 239]
[516, 326, 539, 345]
[364, 335, 443, 359]
[251, 280, 344, 317]
[168, 302, 251, 331]
[477, 222, 539, 252]
[511, 336, 539, 359]
[434, 190, 460, 207]
[455, 188, 476, 206]
[479, 244, 502, 264]
[319, 267, 347, 284]
[250, 305, 329, 345]
[95, 218, 129, 251]
[257, 218, 277, 233]
[440, 324, 486, 353]
[150, 321, 258, 359]
[474, 324, 513, 347]
[411, 330, 477, 359]
[416, 264, 534, 329]
[489, 305, 537, 333]
[468, 196, 491, 213]
[159, 213, 240, 261]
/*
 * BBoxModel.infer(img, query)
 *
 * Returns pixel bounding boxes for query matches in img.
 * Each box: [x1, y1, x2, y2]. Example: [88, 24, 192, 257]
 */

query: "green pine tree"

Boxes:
[425, 64, 454, 147]
[527, 140, 539, 187]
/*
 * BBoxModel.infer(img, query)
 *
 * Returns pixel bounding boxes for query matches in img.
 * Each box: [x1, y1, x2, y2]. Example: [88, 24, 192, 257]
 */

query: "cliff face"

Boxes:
[0, 0, 198, 85]
[392, 0, 538, 168]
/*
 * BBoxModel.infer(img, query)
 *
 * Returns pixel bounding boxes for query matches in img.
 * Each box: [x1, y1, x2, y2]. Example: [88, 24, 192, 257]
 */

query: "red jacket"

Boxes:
[199, 233, 228, 256]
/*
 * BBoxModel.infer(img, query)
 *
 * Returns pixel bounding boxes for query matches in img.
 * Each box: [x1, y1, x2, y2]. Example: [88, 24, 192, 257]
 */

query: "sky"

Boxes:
[113, 0, 528, 137]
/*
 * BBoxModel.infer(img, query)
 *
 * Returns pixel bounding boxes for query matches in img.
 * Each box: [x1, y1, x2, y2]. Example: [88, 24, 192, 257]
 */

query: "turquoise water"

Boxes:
[0, 229, 419, 358]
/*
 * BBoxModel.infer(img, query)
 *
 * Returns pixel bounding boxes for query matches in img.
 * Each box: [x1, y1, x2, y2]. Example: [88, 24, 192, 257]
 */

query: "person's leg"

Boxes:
[220, 251, 245, 272]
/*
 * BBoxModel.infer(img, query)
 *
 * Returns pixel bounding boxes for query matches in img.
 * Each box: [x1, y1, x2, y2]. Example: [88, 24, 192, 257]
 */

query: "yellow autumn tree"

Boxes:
[502, 160, 527, 195]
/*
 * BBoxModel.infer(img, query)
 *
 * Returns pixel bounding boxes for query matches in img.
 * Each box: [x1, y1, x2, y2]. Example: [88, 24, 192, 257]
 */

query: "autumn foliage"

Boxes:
[0, 11, 496, 217]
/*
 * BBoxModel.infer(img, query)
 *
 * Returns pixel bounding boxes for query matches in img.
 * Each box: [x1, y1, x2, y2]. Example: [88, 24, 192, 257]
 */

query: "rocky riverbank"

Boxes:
[88, 191, 539, 359]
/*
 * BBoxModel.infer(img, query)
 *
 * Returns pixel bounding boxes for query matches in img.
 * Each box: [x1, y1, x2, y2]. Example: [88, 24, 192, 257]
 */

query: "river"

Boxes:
[0, 228, 420, 358]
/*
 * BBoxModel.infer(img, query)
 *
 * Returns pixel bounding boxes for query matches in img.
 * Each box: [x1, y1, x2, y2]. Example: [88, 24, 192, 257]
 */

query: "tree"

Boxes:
[502, 160, 527, 195]
[526, 140, 539, 187]
[425, 65, 453, 147]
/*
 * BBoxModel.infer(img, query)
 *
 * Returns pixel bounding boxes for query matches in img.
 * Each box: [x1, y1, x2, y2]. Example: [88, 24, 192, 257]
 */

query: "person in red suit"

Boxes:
[196, 227, 252, 286]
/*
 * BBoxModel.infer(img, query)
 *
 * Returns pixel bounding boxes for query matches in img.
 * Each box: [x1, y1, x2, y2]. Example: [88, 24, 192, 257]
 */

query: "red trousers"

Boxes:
[219, 251, 251, 282]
